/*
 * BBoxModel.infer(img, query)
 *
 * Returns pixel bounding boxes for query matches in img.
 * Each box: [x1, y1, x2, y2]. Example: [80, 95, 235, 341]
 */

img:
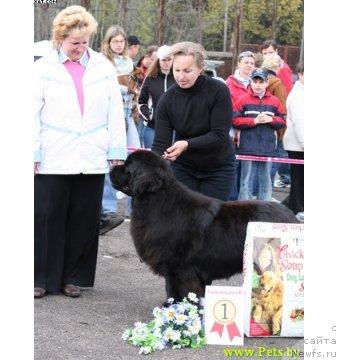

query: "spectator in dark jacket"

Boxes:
[138, 45, 175, 148]
[233, 68, 286, 201]
[152, 41, 236, 201]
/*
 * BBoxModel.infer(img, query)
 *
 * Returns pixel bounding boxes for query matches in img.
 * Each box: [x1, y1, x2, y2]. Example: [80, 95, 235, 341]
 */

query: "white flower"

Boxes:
[153, 327, 162, 338]
[167, 297, 175, 304]
[163, 308, 176, 322]
[154, 317, 165, 328]
[175, 303, 185, 314]
[134, 321, 146, 329]
[173, 344, 182, 349]
[188, 318, 202, 335]
[188, 292, 199, 303]
[121, 329, 131, 340]
[163, 327, 181, 342]
[156, 341, 166, 351]
[152, 307, 162, 317]
[174, 313, 187, 325]
[171, 330, 181, 342]
[139, 346, 151, 354]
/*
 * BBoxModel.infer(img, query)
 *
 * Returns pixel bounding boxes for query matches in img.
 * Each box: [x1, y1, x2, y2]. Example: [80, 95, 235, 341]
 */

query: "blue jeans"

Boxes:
[228, 160, 241, 200]
[271, 140, 290, 185]
[102, 174, 117, 214]
[136, 119, 145, 148]
[102, 174, 132, 216]
[239, 160, 272, 201]
[142, 126, 155, 149]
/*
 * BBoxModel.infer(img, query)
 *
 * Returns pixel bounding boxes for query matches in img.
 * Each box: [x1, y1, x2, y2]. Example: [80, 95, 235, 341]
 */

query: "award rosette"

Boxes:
[205, 286, 244, 345]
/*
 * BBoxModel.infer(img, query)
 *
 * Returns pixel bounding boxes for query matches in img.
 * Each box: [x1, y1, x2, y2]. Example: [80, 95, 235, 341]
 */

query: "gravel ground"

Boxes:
[35, 188, 303, 360]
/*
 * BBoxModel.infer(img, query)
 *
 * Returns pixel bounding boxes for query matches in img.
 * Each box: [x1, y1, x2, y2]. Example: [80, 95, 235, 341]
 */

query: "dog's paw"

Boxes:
[252, 307, 262, 323]
[272, 321, 281, 335]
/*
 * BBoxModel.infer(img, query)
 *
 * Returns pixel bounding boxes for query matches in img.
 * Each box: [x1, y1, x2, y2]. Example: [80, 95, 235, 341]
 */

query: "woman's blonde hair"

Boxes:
[52, 5, 97, 48]
[101, 25, 128, 65]
[170, 41, 206, 69]
[262, 54, 282, 73]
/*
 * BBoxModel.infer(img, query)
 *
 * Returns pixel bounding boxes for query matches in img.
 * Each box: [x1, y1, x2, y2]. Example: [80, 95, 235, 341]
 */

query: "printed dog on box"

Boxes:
[252, 271, 283, 335]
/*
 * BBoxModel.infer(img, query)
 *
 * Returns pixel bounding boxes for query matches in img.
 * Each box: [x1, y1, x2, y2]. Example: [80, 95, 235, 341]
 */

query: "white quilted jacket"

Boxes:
[34, 48, 127, 174]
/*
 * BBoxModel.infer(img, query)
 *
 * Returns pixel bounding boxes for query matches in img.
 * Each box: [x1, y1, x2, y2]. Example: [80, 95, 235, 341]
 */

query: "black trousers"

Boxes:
[286, 151, 304, 214]
[34, 174, 104, 293]
[171, 161, 236, 201]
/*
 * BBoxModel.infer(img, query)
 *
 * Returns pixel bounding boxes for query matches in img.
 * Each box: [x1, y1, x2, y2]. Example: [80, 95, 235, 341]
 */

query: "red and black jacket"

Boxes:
[232, 90, 286, 156]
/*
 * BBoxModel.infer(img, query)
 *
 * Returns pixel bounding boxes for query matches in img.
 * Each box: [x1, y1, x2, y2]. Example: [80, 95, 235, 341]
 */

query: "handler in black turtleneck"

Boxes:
[152, 42, 236, 201]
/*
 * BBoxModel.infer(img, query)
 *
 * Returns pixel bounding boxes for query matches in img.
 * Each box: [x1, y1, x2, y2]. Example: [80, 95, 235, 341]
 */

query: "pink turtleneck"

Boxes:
[63, 60, 85, 115]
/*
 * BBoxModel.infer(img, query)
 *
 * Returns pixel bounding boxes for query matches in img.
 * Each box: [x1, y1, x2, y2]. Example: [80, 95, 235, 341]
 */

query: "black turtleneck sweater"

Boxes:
[152, 75, 235, 170]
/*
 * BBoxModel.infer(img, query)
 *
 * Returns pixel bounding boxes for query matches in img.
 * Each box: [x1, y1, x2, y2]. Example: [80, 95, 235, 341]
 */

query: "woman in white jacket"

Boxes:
[283, 63, 304, 221]
[34, 6, 127, 298]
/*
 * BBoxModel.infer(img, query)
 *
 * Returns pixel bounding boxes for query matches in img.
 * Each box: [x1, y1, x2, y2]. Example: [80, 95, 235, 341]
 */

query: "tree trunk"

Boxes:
[81, 0, 91, 10]
[157, 0, 166, 45]
[232, 0, 244, 72]
[119, 0, 128, 31]
[196, 0, 205, 44]
[223, 0, 229, 51]
[271, 0, 277, 39]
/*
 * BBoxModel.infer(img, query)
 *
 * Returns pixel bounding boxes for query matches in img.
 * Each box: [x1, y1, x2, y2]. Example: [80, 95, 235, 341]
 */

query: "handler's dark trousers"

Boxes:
[285, 151, 304, 214]
[171, 160, 236, 202]
[34, 174, 104, 293]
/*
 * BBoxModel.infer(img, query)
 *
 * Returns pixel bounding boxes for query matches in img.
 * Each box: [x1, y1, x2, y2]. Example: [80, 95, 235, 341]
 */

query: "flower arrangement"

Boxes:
[122, 292, 206, 354]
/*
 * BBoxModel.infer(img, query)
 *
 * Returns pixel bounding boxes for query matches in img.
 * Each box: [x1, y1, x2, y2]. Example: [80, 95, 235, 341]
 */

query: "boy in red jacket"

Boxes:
[233, 68, 286, 201]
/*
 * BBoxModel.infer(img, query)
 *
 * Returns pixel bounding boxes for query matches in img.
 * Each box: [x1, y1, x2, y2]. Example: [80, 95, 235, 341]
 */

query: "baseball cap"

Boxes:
[127, 35, 140, 46]
[157, 45, 172, 60]
[251, 68, 269, 81]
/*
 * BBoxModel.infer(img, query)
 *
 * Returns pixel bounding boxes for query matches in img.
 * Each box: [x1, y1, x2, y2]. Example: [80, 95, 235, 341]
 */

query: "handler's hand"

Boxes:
[34, 162, 40, 175]
[163, 140, 188, 161]
[109, 160, 125, 168]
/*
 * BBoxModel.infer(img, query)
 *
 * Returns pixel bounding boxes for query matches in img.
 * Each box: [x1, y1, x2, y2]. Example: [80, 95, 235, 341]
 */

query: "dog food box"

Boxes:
[243, 222, 304, 337]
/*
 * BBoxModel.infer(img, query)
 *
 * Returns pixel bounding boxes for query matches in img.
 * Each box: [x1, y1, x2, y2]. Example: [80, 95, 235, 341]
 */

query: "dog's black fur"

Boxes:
[111, 150, 298, 302]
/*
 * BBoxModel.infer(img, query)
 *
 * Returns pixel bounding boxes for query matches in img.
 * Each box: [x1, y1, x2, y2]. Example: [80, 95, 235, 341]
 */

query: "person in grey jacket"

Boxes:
[34, 5, 127, 299]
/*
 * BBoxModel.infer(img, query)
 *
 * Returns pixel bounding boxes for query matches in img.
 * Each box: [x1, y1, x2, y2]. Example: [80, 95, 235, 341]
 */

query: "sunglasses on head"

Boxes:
[238, 51, 254, 60]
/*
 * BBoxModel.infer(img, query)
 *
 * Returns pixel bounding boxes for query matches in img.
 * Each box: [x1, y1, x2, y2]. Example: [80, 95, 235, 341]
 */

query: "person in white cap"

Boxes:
[138, 45, 175, 148]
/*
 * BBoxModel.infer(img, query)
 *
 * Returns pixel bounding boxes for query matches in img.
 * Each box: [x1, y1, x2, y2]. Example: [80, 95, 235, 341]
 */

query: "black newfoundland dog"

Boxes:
[110, 150, 298, 302]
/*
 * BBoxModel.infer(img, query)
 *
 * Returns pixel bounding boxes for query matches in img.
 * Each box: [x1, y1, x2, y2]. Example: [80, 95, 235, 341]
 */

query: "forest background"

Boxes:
[34, 0, 304, 73]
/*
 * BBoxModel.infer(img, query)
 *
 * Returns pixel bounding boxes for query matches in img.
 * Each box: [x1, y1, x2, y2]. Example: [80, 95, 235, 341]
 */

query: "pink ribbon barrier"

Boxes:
[126, 147, 304, 165]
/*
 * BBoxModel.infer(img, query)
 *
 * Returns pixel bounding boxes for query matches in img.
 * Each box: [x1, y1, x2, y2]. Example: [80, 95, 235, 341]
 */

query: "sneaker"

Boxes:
[99, 213, 124, 235]
[273, 179, 286, 188]
[271, 197, 281, 203]
[295, 212, 304, 222]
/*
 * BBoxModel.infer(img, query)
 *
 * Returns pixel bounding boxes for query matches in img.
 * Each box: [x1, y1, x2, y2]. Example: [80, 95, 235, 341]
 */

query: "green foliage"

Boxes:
[132, 0, 158, 47]
[35, 0, 304, 52]
[242, 0, 304, 45]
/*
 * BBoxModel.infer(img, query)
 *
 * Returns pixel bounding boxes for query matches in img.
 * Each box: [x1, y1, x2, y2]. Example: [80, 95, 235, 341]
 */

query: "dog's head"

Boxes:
[110, 150, 174, 197]
[259, 271, 281, 294]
